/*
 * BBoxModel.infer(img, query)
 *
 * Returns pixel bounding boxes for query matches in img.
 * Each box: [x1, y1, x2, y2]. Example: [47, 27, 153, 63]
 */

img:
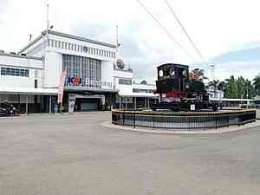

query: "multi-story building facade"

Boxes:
[0, 30, 157, 113]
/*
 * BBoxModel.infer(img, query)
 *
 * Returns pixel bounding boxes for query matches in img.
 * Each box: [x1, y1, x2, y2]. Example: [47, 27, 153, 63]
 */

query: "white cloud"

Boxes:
[0, 0, 260, 82]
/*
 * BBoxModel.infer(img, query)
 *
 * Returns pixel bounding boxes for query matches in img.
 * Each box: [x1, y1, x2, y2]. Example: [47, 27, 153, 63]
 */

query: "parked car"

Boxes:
[0, 102, 19, 116]
[0, 107, 11, 117]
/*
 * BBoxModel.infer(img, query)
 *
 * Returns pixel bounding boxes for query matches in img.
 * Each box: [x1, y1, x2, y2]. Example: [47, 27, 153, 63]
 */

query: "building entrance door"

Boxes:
[75, 98, 100, 111]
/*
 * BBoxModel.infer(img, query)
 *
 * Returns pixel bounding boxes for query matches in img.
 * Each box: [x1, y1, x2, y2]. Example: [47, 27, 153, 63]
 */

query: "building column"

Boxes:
[18, 94, 21, 113]
[147, 97, 150, 108]
[49, 95, 52, 113]
[134, 97, 136, 110]
[25, 95, 28, 114]
[119, 96, 122, 109]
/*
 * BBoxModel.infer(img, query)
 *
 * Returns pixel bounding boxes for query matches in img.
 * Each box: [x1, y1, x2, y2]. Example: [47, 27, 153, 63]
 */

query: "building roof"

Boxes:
[0, 52, 42, 60]
[113, 68, 133, 73]
[157, 63, 189, 70]
[18, 29, 116, 54]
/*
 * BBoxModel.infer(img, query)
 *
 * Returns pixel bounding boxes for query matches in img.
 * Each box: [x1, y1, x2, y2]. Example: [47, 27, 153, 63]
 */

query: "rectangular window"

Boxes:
[140, 89, 149, 93]
[0, 67, 29, 77]
[15, 69, 19, 76]
[1, 67, 5, 75]
[25, 70, 29, 77]
[119, 78, 132, 85]
[20, 69, 25, 76]
[34, 79, 38, 88]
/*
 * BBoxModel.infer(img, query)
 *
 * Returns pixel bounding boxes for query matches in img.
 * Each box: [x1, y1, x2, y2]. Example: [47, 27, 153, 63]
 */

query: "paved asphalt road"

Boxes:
[0, 112, 260, 195]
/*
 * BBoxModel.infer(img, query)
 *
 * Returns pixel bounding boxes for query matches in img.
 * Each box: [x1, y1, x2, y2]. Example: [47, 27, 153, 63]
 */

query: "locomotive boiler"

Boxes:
[150, 63, 219, 111]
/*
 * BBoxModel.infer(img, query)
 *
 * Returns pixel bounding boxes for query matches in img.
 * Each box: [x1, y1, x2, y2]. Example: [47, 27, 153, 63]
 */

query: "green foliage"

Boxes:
[253, 74, 260, 96]
[208, 74, 260, 99]
[140, 80, 147, 85]
[222, 75, 255, 99]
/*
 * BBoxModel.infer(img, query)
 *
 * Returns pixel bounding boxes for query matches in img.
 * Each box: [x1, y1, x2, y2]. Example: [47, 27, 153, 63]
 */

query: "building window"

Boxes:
[34, 79, 38, 88]
[0, 67, 29, 77]
[132, 88, 153, 93]
[62, 54, 101, 87]
[119, 78, 132, 85]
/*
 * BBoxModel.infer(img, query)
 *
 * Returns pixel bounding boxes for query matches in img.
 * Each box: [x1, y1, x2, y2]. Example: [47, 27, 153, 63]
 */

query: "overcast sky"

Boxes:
[0, 0, 260, 82]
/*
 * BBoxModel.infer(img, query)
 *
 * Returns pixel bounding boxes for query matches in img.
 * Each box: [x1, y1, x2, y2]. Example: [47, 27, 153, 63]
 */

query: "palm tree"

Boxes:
[140, 80, 147, 85]
[225, 75, 238, 98]
[253, 74, 260, 96]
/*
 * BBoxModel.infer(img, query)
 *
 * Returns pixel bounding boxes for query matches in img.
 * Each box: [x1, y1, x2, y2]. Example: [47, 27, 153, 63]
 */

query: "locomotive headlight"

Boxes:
[182, 70, 187, 77]
[169, 68, 175, 76]
[159, 70, 164, 77]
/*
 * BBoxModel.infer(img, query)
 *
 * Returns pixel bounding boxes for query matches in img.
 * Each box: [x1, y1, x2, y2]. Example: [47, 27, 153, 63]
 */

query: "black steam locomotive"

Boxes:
[150, 63, 219, 111]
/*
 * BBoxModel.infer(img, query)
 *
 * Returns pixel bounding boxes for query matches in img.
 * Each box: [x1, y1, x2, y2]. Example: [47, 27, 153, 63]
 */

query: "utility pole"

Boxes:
[115, 25, 121, 59]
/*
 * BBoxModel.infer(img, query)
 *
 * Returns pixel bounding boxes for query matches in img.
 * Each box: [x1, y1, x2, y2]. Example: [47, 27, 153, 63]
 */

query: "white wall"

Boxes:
[0, 54, 44, 89]
[46, 34, 115, 61]
[101, 61, 114, 89]
[44, 51, 62, 88]
[0, 54, 42, 69]
[113, 69, 133, 78]
[20, 32, 117, 90]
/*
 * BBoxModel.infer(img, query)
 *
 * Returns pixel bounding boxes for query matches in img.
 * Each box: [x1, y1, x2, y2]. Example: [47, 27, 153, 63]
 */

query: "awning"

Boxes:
[0, 87, 58, 95]
[65, 86, 118, 93]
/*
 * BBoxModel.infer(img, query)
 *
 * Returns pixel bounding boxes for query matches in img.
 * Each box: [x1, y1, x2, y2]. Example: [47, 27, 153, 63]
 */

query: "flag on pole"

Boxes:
[57, 69, 67, 104]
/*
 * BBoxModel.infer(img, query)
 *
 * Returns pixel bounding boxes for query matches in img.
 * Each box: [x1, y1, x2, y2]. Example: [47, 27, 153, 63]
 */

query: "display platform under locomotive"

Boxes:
[150, 63, 220, 111]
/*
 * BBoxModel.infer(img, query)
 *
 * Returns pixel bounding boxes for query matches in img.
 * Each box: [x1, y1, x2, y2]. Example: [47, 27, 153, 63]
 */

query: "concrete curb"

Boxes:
[101, 120, 260, 135]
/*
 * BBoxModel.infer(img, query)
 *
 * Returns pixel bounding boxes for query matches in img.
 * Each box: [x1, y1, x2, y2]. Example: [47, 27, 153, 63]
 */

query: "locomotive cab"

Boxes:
[156, 63, 189, 94]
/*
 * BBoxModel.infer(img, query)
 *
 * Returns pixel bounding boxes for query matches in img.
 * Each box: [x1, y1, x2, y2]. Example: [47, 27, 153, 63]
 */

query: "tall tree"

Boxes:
[225, 76, 238, 98]
[253, 74, 260, 96]
[140, 80, 147, 85]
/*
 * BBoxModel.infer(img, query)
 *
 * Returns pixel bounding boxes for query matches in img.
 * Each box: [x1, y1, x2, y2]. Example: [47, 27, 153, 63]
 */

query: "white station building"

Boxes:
[0, 30, 157, 113]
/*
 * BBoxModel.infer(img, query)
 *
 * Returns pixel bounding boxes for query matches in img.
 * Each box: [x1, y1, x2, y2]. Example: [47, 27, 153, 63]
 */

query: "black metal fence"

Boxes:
[112, 109, 256, 130]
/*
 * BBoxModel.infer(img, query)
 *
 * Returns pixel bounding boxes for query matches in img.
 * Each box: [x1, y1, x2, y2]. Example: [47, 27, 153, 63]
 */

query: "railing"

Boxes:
[112, 109, 256, 130]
